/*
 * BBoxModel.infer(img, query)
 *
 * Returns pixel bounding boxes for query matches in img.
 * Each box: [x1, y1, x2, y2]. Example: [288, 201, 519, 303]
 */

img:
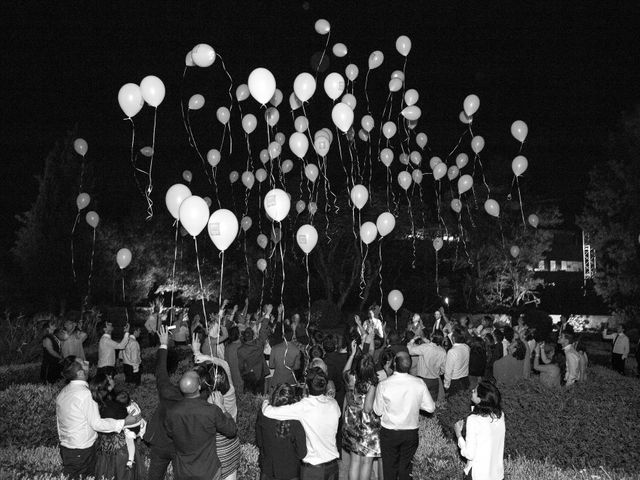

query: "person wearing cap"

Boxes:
[164, 369, 237, 480]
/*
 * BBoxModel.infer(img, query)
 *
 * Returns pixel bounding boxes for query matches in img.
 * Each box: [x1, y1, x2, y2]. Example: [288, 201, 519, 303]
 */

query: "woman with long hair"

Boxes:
[454, 380, 505, 480]
[256, 383, 307, 480]
[342, 341, 381, 480]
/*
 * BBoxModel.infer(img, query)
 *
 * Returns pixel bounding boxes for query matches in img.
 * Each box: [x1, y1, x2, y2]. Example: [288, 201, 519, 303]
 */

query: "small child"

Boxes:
[115, 391, 147, 468]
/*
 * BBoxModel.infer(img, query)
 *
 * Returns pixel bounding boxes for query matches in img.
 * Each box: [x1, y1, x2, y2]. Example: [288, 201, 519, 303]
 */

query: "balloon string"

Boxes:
[386, 167, 391, 212]
[212, 166, 222, 210]
[193, 237, 211, 356]
[321, 158, 333, 244]
[258, 183, 263, 233]
[378, 238, 384, 305]
[516, 176, 527, 229]
[435, 251, 440, 296]
[305, 254, 311, 327]
[79, 159, 86, 193]
[474, 153, 491, 201]
[407, 193, 416, 269]
[446, 129, 467, 163]
[364, 68, 372, 117]
[359, 244, 369, 299]
[122, 274, 129, 324]
[217, 53, 235, 155]
[335, 126, 350, 191]
[279, 223, 286, 306]
[127, 118, 145, 201]
[314, 30, 331, 82]
[85, 226, 96, 309]
[169, 221, 179, 324]
[217, 250, 225, 358]
[244, 236, 251, 297]
[185, 110, 213, 187]
[71, 211, 80, 282]
[367, 133, 373, 204]
[435, 181, 447, 234]
[418, 184, 426, 233]
[145, 108, 158, 220]
[266, 120, 276, 189]
[395, 311, 398, 332]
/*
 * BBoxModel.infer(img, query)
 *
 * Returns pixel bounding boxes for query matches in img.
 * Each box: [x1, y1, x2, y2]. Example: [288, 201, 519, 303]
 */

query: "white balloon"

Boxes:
[294, 72, 316, 102]
[248, 67, 276, 105]
[140, 75, 165, 107]
[296, 224, 319, 254]
[350, 184, 369, 210]
[324, 72, 345, 100]
[208, 209, 239, 251]
[165, 184, 192, 220]
[264, 188, 291, 222]
[179, 196, 210, 237]
[331, 103, 354, 133]
[191, 43, 216, 67]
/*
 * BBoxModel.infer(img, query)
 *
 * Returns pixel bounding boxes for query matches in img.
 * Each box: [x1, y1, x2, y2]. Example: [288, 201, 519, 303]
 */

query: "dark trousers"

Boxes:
[123, 364, 142, 385]
[60, 444, 96, 480]
[300, 459, 339, 480]
[380, 427, 419, 480]
[447, 376, 470, 398]
[243, 372, 265, 395]
[147, 443, 175, 480]
[423, 377, 440, 402]
[97, 365, 117, 377]
[612, 353, 625, 375]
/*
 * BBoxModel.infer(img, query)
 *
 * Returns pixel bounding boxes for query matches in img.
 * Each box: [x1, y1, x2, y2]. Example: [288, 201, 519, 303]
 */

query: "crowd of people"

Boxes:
[44, 302, 637, 480]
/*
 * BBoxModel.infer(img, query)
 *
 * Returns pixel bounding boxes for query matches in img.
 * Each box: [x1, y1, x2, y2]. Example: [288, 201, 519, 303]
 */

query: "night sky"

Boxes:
[2, 1, 639, 252]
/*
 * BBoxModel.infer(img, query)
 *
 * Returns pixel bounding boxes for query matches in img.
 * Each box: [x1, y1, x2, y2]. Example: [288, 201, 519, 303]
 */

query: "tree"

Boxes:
[578, 108, 640, 318]
[12, 129, 91, 313]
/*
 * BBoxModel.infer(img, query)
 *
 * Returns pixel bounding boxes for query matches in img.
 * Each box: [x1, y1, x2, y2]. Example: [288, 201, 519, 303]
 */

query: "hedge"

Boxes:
[437, 365, 640, 474]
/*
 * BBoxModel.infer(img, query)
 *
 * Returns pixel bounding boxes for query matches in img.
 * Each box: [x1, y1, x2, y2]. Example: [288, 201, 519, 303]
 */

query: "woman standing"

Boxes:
[256, 383, 307, 480]
[454, 380, 505, 480]
[91, 373, 143, 480]
[342, 342, 381, 480]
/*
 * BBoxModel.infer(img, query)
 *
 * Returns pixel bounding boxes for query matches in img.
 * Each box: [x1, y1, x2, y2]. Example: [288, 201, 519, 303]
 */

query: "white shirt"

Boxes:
[56, 380, 125, 449]
[373, 372, 435, 430]
[262, 395, 340, 465]
[98, 333, 129, 368]
[458, 413, 505, 480]
[444, 343, 470, 388]
[563, 344, 581, 385]
[121, 335, 141, 371]
[603, 332, 630, 358]
[407, 340, 446, 379]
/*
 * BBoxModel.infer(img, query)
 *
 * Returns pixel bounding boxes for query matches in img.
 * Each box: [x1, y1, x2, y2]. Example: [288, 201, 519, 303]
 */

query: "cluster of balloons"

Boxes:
[118, 75, 165, 118]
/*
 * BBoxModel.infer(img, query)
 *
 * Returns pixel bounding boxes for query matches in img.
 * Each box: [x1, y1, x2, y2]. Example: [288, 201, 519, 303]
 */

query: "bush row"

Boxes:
[0, 444, 261, 480]
[0, 420, 630, 480]
[436, 365, 640, 474]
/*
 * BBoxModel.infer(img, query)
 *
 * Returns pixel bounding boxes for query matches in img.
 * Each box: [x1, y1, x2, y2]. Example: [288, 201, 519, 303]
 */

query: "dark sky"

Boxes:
[1, 1, 639, 250]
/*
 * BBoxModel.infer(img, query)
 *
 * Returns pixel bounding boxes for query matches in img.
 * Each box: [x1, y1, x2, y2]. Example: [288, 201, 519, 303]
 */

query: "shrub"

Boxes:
[0, 384, 59, 447]
[236, 393, 266, 444]
[436, 366, 640, 473]
[0, 363, 41, 391]
[0, 443, 261, 480]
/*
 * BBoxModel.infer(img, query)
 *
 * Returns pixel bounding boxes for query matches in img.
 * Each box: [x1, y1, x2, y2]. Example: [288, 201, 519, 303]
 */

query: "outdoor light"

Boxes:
[444, 297, 449, 306]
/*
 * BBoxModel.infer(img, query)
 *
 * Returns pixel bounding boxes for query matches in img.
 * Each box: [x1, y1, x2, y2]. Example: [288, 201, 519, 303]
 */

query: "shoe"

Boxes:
[126, 460, 134, 469]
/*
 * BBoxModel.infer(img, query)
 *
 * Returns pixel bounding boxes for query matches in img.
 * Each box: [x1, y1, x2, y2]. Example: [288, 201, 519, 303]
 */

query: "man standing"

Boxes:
[143, 326, 184, 480]
[602, 324, 630, 375]
[559, 332, 581, 386]
[268, 325, 301, 391]
[237, 308, 271, 394]
[407, 331, 446, 402]
[164, 370, 237, 480]
[373, 351, 435, 480]
[262, 367, 341, 480]
[444, 330, 470, 396]
[97, 321, 130, 376]
[121, 326, 142, 386]
[56, 357, 139, 479]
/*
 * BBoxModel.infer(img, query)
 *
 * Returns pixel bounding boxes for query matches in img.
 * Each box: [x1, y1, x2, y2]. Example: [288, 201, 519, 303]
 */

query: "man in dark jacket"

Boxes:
[165, 371, 237, 480]
[143, 326, 183, 480]
[237, 309, 271, 394]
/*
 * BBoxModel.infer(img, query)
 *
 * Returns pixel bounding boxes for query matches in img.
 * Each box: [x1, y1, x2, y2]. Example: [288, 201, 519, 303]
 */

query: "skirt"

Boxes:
[217, 433, 241, 479]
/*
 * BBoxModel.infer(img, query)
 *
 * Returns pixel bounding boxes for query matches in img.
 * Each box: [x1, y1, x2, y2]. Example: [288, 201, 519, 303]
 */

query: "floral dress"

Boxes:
[341, 373, 381, 457]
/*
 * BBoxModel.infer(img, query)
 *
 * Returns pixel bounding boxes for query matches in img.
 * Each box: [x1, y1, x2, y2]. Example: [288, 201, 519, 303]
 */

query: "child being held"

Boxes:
[115, 390, 147, 468]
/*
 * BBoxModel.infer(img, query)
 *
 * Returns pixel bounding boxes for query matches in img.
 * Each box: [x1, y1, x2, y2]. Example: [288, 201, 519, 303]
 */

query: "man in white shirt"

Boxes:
[444, 330, 470, 396]
[262, 366, 341, 480]
[373, 351, 435, 480]
[56, 357, 140, 479]
[407, 331, 446, 402]
[121, 326, 142, 385]
[559, 332, 581, 386]
[97, 321, 130, 376]
[602, 324, 630, 375]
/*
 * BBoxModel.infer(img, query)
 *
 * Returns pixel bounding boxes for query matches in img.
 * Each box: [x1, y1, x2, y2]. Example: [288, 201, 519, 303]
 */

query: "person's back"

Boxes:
[269, 327, 301, 387]
[164, 372, 237, 480]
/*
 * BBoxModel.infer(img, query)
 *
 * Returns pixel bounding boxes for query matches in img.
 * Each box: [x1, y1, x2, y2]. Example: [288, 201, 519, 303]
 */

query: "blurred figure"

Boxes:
[602, 324, 629, 375]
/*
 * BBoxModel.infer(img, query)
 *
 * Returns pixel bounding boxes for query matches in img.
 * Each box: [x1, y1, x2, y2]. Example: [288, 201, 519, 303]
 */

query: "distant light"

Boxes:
[444, 297, 449, 305]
